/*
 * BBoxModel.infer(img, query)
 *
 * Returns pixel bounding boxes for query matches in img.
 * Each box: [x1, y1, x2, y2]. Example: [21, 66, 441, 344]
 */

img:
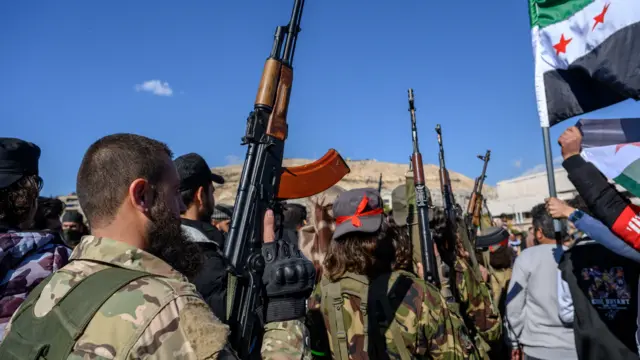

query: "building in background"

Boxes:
[57, 193, 84, 216]
[487, 168, 636, 231]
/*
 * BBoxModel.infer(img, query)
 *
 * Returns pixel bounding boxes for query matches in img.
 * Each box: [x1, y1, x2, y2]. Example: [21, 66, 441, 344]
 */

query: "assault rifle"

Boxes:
[435, 125, 483, 281]
[223, 1, 350, 357]
[466, 150, 491, 239]
[377, 173, 383, 194]
[407, 89, 439, 286]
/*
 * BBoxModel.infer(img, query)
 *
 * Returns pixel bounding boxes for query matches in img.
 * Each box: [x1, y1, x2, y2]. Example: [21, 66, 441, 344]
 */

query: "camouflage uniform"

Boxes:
[308, 270, 478, 359]
[453, 256, 502, 357]
[487, 268, 511, 314]
[1, 236, 310, 359]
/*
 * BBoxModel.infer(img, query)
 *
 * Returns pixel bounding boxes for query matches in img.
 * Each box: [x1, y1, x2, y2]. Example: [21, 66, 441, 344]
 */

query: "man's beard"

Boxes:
[197, 195, 215, 223]
[146, 195, 203, 278]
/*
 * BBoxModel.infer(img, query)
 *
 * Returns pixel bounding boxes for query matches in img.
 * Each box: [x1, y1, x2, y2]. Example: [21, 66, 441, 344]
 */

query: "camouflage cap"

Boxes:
[391, 184, 408, 226]
[332, 188, 384, 240]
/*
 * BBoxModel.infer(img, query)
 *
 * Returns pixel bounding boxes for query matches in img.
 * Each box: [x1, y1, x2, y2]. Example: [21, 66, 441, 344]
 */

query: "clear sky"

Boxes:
[2, 0, 640, 196]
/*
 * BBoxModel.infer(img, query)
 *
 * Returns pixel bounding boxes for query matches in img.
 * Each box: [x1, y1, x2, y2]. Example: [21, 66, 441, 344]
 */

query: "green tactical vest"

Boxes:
[320, 272, 412, 360]
[0, 267, 151, 360]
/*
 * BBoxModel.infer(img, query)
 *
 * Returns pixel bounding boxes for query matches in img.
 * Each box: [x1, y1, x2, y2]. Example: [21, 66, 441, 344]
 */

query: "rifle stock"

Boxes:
[222, 2, 349, 357]
[472, 193, 483, 226]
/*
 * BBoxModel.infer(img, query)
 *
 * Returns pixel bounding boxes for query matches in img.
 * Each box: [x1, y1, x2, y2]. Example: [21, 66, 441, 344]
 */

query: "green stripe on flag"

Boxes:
[529, 0, 594, 29]
[615, 171, 640, 199]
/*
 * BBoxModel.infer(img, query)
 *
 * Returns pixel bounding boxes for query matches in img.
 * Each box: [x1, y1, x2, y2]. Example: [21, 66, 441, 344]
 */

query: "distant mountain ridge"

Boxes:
[212, 159, 496, 207]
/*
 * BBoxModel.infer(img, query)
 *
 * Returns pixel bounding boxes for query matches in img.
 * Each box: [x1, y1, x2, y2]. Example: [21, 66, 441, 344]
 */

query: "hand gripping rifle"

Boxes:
[223, 1, 350, 357]
[435, 125, 483, 282]
[407, 89, 439, 286]
[466, 150, 491, 238]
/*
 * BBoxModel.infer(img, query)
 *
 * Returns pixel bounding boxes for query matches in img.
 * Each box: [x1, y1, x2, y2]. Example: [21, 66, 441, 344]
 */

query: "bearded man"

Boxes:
[0, 134, 313, 359]
[174, 152, 228, 320]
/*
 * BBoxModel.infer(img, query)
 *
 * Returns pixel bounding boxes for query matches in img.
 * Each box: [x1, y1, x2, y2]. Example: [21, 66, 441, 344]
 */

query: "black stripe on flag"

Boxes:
[544, 21, 640, 127]
[578, 118, 640, 148]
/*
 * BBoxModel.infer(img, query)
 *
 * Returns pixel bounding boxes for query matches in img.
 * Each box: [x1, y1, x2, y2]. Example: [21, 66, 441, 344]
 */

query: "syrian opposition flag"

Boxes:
[579, 118, 640, 196]
[530, 0, 640, 127]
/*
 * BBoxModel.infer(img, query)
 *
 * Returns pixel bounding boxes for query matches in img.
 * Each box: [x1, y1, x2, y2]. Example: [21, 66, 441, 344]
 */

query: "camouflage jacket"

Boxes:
[454, 257, 502, 347]
[0, 230, 71, 339]
[307, 270, 478, 359]
[1, 236, 310, 359]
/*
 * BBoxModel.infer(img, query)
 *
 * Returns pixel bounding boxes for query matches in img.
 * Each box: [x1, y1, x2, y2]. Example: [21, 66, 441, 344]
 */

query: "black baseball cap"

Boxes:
[333, 188, 385, 240]
[0, 138, 41, 189]
[174, 153, 225, 192]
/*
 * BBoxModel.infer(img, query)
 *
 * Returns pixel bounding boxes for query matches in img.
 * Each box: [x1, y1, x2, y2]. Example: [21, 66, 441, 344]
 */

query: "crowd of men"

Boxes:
[0, 126, 638, 359]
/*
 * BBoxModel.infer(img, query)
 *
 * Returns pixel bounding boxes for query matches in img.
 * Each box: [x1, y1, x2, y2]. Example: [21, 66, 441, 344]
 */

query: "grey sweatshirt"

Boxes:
[506, 244, 577, 360]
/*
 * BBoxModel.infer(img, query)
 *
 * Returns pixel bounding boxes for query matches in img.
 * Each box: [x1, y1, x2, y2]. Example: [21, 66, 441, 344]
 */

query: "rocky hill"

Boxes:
[213, 159, 495, 207]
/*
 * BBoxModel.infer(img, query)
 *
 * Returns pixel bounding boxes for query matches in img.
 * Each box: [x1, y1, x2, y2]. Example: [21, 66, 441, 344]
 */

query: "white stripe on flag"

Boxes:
[536, 0, 640, 74]
[581, 143, 640, 179]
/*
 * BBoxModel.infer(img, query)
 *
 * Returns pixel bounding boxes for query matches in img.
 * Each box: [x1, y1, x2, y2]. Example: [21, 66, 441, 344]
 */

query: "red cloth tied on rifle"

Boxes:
[332, 188, 385, 240]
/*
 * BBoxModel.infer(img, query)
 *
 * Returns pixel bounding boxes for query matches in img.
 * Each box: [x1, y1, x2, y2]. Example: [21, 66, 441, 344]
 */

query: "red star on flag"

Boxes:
[593, 3, 611, 31]
[615, 142, 640, 153]
[553, 34, 573, 55]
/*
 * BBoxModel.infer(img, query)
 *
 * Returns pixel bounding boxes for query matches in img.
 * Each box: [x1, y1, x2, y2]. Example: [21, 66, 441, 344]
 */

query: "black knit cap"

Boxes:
[62, 210, 84, 224]
[0, 138, 41, 189]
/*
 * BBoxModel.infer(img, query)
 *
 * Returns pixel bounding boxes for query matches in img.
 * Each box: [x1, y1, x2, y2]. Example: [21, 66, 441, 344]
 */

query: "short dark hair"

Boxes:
[531, 203, 554, 240]
[77, 134, 173, 228]
[180, 188, 199, 211]
[33, 197, 65, 229]
[0, 175, 41, 227]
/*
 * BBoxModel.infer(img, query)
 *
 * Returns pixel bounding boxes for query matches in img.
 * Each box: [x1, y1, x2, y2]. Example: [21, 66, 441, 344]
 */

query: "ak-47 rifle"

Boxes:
[435, 125, 483, 281]
[223, 1, 350, 357]
[377, 173, 383, 194]
[466, 150, 491, 238]
[407, 89, 439, 286]
[435, 124, 457, 244]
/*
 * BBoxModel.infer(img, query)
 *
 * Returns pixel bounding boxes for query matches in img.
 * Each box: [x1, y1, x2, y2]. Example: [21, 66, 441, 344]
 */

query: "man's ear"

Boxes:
[196, 186, 205, 207]
[129, 178, 153, 214]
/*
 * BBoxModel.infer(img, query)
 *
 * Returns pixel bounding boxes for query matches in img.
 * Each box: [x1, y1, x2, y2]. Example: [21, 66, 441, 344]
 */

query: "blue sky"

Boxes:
[2, 0, 639, 196]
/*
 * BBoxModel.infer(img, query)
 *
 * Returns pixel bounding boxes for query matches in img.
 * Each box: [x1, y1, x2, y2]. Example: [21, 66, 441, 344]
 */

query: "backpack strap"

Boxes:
[370, 275, 413, 360]
[357, 283, 369, 353]
[0, 266, 152, 360]
[323, 280, 350, 360]
[55, 267, 151, 339]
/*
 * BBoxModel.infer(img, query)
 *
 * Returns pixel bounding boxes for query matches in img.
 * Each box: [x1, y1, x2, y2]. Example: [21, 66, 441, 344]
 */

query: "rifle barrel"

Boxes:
[282, 0, 304, 64]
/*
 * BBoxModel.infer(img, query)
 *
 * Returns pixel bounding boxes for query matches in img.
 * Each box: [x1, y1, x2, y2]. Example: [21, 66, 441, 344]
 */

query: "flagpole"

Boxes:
[542, 126, 564, 244]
